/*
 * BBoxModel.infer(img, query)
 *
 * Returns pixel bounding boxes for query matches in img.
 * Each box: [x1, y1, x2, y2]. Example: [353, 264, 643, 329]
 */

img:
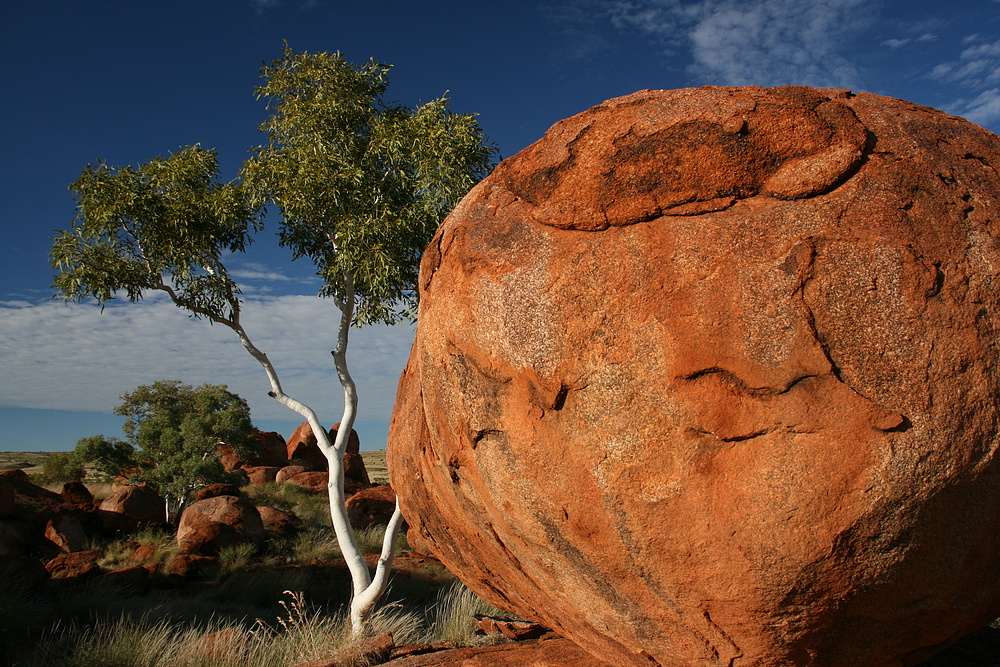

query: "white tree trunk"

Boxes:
[199, 277, 402, 636]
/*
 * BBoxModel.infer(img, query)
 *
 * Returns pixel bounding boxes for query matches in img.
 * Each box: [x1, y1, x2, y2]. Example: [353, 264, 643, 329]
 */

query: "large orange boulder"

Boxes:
[388, 87, 1000, 667]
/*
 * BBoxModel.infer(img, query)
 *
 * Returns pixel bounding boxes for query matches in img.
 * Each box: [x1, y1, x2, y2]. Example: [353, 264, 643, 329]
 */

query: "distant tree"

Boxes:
[114, 380, 257, 520]
[51, 44, 495, 634]
[70, 434, 136, 482]
[38, 451, 85, 484]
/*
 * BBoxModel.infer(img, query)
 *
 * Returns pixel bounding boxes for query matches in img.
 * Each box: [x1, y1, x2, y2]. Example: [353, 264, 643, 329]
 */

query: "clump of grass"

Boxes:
[428, 581, 508, 646]
[215, 543, 257, 577]
[290, 529, 342, 564]
[354, 525, 387, 555]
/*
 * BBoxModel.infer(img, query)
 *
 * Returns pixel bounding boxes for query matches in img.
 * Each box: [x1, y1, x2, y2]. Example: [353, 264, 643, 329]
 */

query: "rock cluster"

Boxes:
[388, 86, 1000, 666]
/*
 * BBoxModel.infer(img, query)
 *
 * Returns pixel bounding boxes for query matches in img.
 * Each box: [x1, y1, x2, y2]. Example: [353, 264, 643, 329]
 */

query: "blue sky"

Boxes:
[2, 0, 999, 452]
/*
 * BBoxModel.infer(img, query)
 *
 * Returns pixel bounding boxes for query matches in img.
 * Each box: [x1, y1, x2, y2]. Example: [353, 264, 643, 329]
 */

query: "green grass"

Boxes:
[8, 583, 505, 666]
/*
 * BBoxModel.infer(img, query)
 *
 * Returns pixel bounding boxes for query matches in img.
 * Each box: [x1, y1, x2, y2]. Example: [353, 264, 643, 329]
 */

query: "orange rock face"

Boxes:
[388, 87, 1000, 667]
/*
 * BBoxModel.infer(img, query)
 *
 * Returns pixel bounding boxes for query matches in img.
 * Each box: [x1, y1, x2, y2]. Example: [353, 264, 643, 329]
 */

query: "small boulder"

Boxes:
[285, 422, 330, 471]
[343, 452, 371, 487]
[45, 512, 89, 553]
[166, 553, 217, 578]
[276, 465, 309, 484]
[251, 431, 288, 468]
[194, 483, 242, 502]
[346, 484, 397, 528]
[243, 466, 280, 486]
[98, 565, 152, 594]
[286, 471, 329, 494]
[0, 470, 29, 482]
[132, 544, 160, 564]
[99, 485, 165, 533]
[176, 495, 264, 556]
[46, 549, 103, 579]
[258, 506, 299, 539]
[61, 481, 94, 506]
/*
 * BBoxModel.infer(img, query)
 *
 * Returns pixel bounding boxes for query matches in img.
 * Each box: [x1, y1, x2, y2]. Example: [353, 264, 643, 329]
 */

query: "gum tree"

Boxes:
[51, 46, 494, 633]
[242, 45, 494, 630]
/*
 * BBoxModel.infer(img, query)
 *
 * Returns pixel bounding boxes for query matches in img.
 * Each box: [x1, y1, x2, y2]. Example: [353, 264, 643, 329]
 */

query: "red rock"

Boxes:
[343, 452, 371, 486]
[216, 444, 244, 472]
[165, 553, 217, 577]
[388, 87, 1000, 666]
[286, 471, 329, 494]
[45, 512, 89, 552]
[0, 478, 13, 518]
[0, 470, 29, 482]
[276, 464, 310, 484]
[405, 525, 436, 558]
[257, 505, 299, 539]
[286, 422, 361, 472]
[176, 495, 264, 556]
[98, 565, 151, 594]
[61, 481, 94, 505]
[194, 483, 241, 501]
[132, 544, 160, 563]
[473, 615, 548, 641]
[243, 466, 280, 486]
[4, 475, 64, 523]
[286, 422, 331, 471]
[381, 637, 609, 666]
[99, 485, 165, 533]
[345, 484, 396, 528]
[46, 549, 103, 579]
[251, 431, 289, 468]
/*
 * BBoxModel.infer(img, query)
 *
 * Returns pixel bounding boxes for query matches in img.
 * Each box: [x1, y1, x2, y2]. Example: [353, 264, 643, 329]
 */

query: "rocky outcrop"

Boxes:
[345, 484, 397, 528]
[219, 430, 288, 471]
[257, 506, 299, 539]
[286, 422, 362, 473]
[99, 485, 164, 533]
[176, 495, 264, 556]
[194, 483, 242, 502]
[388, 87, 1000, 666]
[243, 465, 280, 486]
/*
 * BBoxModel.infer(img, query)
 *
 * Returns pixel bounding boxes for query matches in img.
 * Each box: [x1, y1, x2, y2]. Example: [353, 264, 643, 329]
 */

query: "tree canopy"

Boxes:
[243, 44, 495, 325]
[114, 380, 257, 514]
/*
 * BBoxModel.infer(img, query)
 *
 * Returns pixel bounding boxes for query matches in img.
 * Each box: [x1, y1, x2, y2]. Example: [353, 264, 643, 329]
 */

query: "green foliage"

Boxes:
[71, 434, 136, 481]
[52, 145, 262, 323]
[113, 380, 257, 512]
[38, 451, 85, 484]
[243, 44, 496, 326]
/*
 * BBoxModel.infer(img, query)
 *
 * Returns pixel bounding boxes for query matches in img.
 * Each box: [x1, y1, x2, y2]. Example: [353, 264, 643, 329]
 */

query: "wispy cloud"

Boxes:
[554, 0, 874, 88]
[930, 35, 1000, 126]
[0, 295, 414, 425]
[250, 0, 282, 15]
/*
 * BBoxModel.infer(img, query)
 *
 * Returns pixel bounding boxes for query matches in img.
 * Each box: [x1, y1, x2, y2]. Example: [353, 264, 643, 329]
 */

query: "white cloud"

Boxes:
[951, 88, 1000, 127]
[931, 37, 1000, 88]
[589, 0, 872, 88]
[883, 38, 911, 49]
[0, 294, 415, 425]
